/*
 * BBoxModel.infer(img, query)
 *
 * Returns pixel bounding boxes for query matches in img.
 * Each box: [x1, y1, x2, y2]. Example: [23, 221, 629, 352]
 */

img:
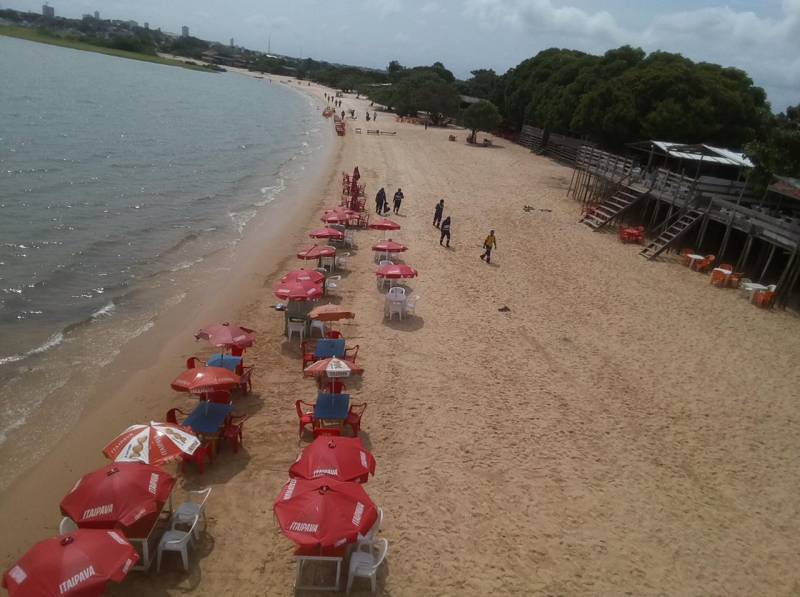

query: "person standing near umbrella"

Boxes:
[439, 216, 451, 248]
[393, 188, 404, 214]
[480, 230, 497, 263]
[375, 187, 386, 214]
[433, 199, 444, 228]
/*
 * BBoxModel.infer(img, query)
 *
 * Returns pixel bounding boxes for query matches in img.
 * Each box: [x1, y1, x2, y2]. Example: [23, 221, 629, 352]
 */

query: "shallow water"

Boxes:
[0, 36, 326, 444]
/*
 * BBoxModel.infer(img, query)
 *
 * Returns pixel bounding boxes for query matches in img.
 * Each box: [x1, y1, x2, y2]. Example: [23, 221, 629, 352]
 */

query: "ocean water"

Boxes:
[0, 36, 327, 448]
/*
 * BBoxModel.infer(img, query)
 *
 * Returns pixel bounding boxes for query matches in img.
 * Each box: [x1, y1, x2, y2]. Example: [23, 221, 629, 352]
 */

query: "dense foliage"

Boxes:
[367, 64, 461, 124]
[746, 104, 800, 192]
[463, 101, 503, 140]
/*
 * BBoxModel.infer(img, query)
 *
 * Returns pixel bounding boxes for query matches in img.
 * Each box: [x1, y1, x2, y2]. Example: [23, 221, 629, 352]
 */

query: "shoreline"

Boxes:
[0, 26, 216, 72]
[0, 75, 340, 560]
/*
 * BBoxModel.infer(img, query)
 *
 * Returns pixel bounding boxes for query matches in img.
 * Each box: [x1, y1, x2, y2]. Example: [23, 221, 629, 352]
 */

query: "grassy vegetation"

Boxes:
[0, 25, 215, 73]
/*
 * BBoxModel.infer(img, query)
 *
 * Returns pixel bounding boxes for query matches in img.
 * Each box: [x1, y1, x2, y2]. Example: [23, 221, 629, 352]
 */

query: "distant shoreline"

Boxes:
[0, 25, 217, 73]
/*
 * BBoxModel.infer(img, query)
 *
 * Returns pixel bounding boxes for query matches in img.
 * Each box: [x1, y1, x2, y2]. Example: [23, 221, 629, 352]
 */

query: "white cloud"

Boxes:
[421, 2, 442, 14]
[370, 0, 403, 17]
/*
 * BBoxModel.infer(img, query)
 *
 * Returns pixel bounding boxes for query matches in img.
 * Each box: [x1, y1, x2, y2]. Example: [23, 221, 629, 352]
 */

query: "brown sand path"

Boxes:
[3, 81, 799, 596]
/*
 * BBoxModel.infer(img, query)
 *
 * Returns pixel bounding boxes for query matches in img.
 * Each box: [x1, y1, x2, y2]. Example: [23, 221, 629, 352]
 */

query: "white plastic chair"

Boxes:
[157, 517, 199, 572]
[346, 538, 388, 594]
[356, 508, 383, 551]
[287, 320, 305, 342]
[309, 319, 326, 338]
[59, 517, 78, 535]
[344, 229, 355, 248]
[336, 252, 350, 269]
[404, 295, 419, 316]
[378, 260, 393, 267]
[387, 286, 406, 301]
[387, 300, 404, 321]
[173, 488, 212, 540]
[325, 275, 342, 293]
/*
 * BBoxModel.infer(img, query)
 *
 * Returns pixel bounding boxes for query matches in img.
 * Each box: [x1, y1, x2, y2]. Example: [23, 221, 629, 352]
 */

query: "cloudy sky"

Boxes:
[7, 0, 799, 110]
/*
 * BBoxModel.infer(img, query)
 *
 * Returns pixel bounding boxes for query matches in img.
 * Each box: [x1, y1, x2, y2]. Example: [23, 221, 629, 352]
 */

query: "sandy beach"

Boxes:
[2, 78, 800, 596]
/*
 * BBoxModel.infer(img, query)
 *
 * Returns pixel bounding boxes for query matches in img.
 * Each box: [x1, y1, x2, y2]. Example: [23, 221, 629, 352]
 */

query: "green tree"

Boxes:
[459, 68, 500, 99]
[463, 101, 502, 142]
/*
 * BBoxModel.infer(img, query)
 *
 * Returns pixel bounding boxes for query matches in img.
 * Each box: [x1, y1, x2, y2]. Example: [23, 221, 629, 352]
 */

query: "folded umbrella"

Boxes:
[3, 529, 138, 597]
[290, 436, 376, 484]
[171, 366, 241, 394]
[274, 477, 378, 549]
[102, 422, 199, 465]
[308, 304, 355, 321]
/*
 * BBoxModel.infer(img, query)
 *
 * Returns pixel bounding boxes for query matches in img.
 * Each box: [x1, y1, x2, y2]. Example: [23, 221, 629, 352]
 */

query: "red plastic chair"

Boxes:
[301, 341, 317, 370]
[220, 414, 248, 454]
[165, 408, 188, 425]
[692, 254, 716, 272]
[205, 390, 232, 404]
[231, 346, 244, 357]
[326, 380, 347, 394]
[295, 400, 315, 438]
[186, 357, 203, 369]
[344, 403, 367, 436]
[312, 426, 341, 438]
[181, 442, 213, 474]
[344, 344, 359, 363]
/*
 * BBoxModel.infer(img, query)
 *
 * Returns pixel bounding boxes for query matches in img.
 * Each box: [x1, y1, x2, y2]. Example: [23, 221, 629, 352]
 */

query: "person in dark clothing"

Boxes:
[375, 187, 386, 214]
[433, 199, 444, 228]
[439, 216, 451, 247]
[393, 188, 404, 214]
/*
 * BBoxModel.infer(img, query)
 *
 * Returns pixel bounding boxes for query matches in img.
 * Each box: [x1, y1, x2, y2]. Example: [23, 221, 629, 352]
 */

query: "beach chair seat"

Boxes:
[295, 400, 315, 438]
[172, 487, 212, 540]
[287, 319, 305, 342]
[356, 508, 384, 552]
[220, 414, 248, 454]
[181, 442, 213, 475]
[344, 402, 367, 436]
[387, 300, 404, 321]
[325, 275, 342, 293]
[157, 518, 199, 572]
[346, 538, 388, 594]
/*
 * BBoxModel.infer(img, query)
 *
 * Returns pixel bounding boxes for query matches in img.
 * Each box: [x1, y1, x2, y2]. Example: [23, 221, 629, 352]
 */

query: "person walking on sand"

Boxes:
[393, 188, 404, 214]
[480, 230, 497, 263]
[375, 187, 386, 214]
[433, 199, 444, 228]
[373, 111, 377, 121]
[440, 216, 451, 247]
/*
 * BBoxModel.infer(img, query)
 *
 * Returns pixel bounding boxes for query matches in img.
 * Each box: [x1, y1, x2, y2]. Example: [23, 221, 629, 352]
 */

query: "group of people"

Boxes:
[375, 187, 404, 215]
[433, 199, 496, 262]
[324, 93, 342, 108]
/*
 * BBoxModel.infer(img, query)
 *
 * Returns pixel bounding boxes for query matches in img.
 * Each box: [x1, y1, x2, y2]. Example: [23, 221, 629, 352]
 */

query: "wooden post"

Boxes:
[775, 244, 799, 292]
[777, 252, 800, 308]
[759, 244, 777, 280]
[735, 231, 754, 272]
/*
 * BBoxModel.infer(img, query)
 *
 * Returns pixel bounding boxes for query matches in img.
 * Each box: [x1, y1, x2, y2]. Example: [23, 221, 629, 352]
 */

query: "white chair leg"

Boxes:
[346, 573, 354, 594]
[371, 575, 377, 593]
[181, 548, 189, 571]
[156, 550, 163, 573]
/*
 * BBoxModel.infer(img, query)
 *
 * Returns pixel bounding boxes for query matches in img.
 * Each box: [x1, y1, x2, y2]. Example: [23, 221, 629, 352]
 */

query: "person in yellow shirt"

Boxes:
[480, 230, 497, 263]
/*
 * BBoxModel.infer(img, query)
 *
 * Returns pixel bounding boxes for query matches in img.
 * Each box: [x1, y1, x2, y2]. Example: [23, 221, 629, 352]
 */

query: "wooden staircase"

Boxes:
[640, 210, 703, 259]
[581, 187, 644, 231]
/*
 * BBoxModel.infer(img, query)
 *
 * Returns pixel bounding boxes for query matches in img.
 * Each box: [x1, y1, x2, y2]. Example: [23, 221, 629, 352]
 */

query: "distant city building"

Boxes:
[181, 25, 189, 37]
[126, 20, 138, 27]
[42, 4, 54, 17]
[144, 22, 149, 30]
[94, 10, 99, 19]
[230, 38, 234, 48]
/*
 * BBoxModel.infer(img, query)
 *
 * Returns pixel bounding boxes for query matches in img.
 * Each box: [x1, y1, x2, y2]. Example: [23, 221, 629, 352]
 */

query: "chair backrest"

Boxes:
[406, 295, 419, 309]
[59, 517, 78, 535]
[345, 345, 359, 363]
[231, 347, 244, 357]
[325, 330, 342, 339]
[206, 390, 232, 404]
[370, 538, 389, 570]
[767, 284, 777, 291]
[349, 402, 367, 417]
[329, 380, 347, 394]
[186, 357, 201, 369]
[388, 287, 406, 300]
[165, 408, 183, 425]
[379, 260, 393, 267]
[189, 487, 212, 508]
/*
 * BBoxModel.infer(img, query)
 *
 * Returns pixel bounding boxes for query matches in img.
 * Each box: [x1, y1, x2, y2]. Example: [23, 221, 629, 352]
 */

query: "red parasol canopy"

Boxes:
[3, 530, 138, 597]
[170, 367, 240, 394]
[289, 437, 376, 484]
[102, 422, 200, 466]
[273, 477, 378, 549]
[297, 245, 336, 260]
[309, 227, 344, 240]
[372, 239, 407, 253]
[273, 279, 323, 302]
[195, 323, 256, 350]
[60, 463, 175, 535]
[321, 208, 358, 225]
[368, 218, 401, 231]
[375, 264, 418, 279]
[280, 269, 325, 285]
[308, 304, 355, 321]
[303, 357, 363, 379]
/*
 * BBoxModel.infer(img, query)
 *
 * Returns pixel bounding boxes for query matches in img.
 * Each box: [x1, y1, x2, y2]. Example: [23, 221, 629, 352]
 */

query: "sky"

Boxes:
[5, 0, 799, 110]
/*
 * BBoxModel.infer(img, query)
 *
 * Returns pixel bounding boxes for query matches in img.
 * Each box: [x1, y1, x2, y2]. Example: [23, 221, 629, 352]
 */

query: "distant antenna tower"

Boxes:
[267, 33, 271, 55]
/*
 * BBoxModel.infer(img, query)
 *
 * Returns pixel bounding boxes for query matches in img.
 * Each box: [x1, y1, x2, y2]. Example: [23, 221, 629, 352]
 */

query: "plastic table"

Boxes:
[183, 402, 232, 434]
[207, 354, 242, 372]
[314, 339, 346, 359]
[314, 393, 350, 420]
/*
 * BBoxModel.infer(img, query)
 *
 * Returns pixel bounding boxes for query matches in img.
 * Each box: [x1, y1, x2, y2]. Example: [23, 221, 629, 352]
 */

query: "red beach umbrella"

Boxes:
[273, 477, 378, 549]
[281, 269, 325, 285]
[102, 422, 200, 466]
[308, 304, 355, 321]
[372, 239, 407, 253]
[368, 218, 401, 231]
[375, 264, 418, 279]
[195, 323, 256, 350]
[289, 437, 376, 484]
[297, 245, 336, 260]
[273, 279, 323, 301]
[3, 529, 138, 597]
[170, 366, 240, 394]
[60, 463, 175, 535]
[303, 357, 363, 379]
[309, 227, 344, 240]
